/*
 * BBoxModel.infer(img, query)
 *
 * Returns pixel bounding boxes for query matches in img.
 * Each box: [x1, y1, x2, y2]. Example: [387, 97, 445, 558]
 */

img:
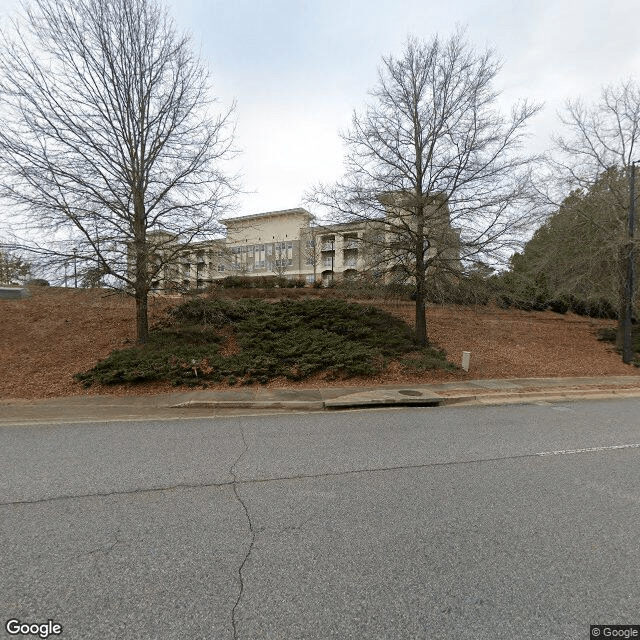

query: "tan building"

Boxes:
[144, 202, 458, 290]
[221, 208, 315, 282]
[146, 208, 367, 289]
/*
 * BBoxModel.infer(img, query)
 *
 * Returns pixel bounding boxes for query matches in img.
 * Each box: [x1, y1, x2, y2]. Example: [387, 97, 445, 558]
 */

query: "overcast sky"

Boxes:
[2, 0, 639, 217]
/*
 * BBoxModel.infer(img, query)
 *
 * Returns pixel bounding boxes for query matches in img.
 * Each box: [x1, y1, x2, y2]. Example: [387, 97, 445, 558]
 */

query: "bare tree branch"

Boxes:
[537, 80, 640, 351]
[306, 29, 541, 345]
[0, 0, 238, 342]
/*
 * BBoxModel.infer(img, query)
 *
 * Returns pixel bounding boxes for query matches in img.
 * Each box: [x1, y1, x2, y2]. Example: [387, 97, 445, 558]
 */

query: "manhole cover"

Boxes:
[398, 389, 423, 397]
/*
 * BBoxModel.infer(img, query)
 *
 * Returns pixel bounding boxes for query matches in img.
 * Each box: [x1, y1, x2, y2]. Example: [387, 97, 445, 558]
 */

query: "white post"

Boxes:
[461, 351, 471, 372]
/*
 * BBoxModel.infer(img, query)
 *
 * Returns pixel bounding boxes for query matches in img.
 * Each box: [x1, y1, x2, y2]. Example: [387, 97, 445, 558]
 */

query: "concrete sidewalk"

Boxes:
[2, 375, 640, 424]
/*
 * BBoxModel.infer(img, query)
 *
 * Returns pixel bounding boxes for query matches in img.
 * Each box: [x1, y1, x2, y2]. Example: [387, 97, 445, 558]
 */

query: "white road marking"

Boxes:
[537, 443, 640, 456]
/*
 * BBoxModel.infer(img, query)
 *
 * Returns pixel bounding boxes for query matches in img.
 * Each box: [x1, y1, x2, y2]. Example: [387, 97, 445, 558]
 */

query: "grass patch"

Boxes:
[76, 298, 454, 387]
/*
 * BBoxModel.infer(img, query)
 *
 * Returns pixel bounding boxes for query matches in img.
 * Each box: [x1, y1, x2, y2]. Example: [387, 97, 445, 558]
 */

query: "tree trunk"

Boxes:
[414, 203, 428, 347]
[133, 191, 149, 344]
[135, 287, 149, 344]
[415, 288, 428, 346]
[134, 236, 149, 344]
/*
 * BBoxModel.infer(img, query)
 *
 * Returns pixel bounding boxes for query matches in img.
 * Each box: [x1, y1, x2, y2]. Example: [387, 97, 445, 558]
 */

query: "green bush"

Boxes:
[597, 327, 617, 342]
[77, 298, 454, 387]
[548, 298, 569, 314]
[566, 295, 619, 319]
[221, 275, 254, 288]
[252, 275, 279, 288]
[494, 293, 548, 312]
[597, 325, 640, 355]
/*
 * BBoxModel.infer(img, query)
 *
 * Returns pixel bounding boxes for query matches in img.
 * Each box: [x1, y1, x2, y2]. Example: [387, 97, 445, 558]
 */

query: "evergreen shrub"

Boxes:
[76, 298, 454, 387]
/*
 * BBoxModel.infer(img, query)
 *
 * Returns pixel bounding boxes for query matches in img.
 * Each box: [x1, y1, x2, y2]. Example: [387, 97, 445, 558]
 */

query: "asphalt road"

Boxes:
[1, 399, 640, 639]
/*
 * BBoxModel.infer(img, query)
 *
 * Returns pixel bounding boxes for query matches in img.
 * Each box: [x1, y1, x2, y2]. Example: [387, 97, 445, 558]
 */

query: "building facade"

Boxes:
[144, 203, 458, 291]
[146, 208, 368, 290]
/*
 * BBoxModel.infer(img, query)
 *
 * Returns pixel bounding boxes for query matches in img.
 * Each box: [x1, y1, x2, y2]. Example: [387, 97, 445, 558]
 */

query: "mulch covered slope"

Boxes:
[1, 286, 638, 400]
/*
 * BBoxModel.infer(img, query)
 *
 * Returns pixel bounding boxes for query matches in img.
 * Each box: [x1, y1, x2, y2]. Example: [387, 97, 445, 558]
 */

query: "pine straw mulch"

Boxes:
[1, 286, 639, 400]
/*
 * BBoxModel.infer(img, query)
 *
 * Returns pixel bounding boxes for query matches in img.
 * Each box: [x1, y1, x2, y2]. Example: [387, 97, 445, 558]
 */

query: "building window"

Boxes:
[321, 236, 335, 251]
[343, 235, 359, 249]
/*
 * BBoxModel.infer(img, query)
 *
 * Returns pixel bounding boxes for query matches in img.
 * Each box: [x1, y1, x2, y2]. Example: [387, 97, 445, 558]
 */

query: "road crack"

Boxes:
[230, 426, 256, 640]
[87, 527, 122, 555]
[3, 445, 640, 509]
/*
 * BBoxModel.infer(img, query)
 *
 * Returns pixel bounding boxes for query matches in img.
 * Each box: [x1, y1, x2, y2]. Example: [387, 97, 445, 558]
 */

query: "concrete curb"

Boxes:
[171, 400, 326, 411]
[3, 376, 640, 424]
[170, 387, 640, 411]
[439, 387, 640, 407]
[323, 389, 442, 409]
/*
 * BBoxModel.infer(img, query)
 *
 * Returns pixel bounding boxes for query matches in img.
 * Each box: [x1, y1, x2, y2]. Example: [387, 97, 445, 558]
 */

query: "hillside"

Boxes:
[1, 286, 639, 399]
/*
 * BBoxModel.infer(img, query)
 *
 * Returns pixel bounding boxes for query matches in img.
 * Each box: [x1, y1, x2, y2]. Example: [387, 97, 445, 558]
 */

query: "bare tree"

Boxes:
[0, 248, 31, 284]
[268, 239, 292, 279]
[551, 81, 640, 194]
[307, 30, 540, 345]
[300, 227, 320, 284]
[0, 0, 237, 342]
[549, 80, 640, 359]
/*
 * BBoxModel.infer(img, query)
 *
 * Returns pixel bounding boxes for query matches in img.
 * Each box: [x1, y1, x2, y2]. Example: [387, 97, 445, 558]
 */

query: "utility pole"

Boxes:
[73, 248, 78, 288]
[623, 161, 636, 363]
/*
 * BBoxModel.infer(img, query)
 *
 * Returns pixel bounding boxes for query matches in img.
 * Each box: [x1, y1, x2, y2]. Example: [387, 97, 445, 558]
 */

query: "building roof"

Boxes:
[221, 207, 314, 226]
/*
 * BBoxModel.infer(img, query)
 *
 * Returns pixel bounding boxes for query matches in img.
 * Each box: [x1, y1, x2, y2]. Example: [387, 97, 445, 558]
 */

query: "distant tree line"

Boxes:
[496, 167, 635, 319]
